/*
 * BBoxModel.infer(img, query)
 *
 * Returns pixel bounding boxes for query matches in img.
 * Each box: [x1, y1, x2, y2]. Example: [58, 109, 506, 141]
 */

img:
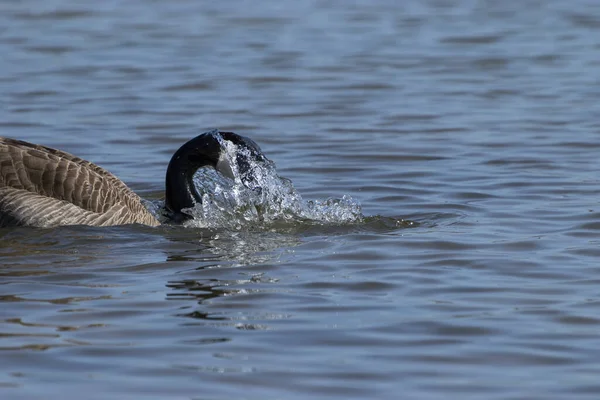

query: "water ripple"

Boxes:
[1, 0, 600, 399]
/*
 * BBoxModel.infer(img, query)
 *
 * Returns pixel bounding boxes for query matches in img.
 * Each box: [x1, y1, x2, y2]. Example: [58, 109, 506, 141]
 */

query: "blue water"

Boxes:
[1, 1, 600, 399]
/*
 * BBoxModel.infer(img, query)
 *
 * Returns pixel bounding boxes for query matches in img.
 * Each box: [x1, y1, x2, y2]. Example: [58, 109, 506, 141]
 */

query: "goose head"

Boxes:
[164, 129, 265, 222]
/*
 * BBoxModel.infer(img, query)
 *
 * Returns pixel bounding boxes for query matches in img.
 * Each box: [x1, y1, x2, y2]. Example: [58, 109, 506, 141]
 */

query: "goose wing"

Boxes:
[0, 137, 160, 227]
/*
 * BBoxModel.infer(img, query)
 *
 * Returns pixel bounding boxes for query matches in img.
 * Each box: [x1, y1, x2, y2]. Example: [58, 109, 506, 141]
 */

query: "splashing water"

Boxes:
[179, 133, 363, 229]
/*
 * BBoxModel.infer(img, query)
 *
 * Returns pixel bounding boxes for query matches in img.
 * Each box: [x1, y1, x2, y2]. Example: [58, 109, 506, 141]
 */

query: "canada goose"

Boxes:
[0, 130, 264, 228]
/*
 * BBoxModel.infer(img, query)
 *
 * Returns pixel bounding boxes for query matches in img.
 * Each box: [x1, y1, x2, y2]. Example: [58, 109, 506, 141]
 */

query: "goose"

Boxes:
[0, 130, 264, 228]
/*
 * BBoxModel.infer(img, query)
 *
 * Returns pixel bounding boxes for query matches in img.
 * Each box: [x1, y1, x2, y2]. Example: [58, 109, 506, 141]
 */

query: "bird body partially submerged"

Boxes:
[0, 130, 262, 228]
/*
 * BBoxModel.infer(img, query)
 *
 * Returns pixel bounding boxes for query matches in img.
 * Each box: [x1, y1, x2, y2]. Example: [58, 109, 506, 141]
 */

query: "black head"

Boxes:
[218, 131, 266, 185]
[164, 130, 266, 221]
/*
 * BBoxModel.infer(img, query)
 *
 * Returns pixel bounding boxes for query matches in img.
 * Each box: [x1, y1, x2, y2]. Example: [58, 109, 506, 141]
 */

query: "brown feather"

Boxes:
[0, 138, 160, 227]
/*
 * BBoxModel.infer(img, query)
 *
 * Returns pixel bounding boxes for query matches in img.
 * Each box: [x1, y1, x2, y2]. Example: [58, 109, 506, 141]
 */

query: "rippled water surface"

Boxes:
[1, 1, 600, 399]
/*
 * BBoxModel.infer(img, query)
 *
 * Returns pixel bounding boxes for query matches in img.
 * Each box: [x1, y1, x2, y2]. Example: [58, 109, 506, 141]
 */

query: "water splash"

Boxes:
[178, 133, 363, 229]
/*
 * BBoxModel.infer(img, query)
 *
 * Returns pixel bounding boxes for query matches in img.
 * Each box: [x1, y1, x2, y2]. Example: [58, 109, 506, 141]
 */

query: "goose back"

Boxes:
[0, 137, 160, 227]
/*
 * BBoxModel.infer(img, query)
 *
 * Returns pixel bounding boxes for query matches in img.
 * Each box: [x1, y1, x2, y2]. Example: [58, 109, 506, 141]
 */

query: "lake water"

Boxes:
[1, 0, 600, 399]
